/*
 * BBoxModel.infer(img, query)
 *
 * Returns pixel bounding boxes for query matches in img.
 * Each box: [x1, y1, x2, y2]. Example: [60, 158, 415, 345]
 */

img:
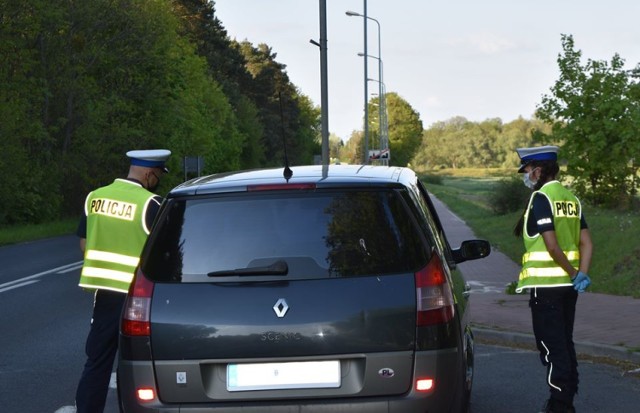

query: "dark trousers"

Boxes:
[76, 289, 126, 413]
[530, 286, 579, 406]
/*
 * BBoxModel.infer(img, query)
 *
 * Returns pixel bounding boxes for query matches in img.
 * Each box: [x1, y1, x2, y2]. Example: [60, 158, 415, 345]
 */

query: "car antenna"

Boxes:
[279, 92, 293, 182]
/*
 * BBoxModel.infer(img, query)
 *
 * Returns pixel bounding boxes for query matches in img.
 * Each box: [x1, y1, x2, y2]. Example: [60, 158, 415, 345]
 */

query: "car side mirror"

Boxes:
[452, 240, 491, 264]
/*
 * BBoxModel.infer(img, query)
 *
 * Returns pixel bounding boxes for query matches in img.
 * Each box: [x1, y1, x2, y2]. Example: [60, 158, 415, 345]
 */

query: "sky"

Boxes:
[214, 0, 640, 141]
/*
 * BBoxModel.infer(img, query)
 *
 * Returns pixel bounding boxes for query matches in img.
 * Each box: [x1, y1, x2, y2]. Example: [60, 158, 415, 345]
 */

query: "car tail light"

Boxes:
[415, 254, 455, 326]
[121, 269, 154, 336]
[416, 378, 435, 392]
[137, 388, 155, 401]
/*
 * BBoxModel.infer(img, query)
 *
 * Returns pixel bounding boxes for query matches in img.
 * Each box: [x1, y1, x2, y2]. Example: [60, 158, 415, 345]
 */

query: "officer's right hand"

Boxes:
[572, 271, 591, 293]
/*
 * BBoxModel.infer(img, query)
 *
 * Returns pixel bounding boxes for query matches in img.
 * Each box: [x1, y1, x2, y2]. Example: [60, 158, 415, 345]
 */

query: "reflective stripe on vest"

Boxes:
[81, 266, 135, 283]
[80, 249, 139, 291]
[86, 249, 140, 267]
[522, 250, 580, 263]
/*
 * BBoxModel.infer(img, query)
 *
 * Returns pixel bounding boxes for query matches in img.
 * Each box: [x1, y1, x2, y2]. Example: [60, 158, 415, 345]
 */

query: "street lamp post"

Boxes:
[366, 77, 388, 164]
[310, 2, 330, 168]
[347, 8, 386, 165]
[360, 53, 385, 162]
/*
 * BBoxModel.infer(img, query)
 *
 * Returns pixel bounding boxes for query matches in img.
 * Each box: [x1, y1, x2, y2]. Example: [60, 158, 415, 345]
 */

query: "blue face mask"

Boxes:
[522, 169, 538, 189]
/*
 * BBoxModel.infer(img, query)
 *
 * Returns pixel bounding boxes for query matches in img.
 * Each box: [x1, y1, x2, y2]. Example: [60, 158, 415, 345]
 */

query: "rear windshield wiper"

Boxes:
[207, 260, 288, 277]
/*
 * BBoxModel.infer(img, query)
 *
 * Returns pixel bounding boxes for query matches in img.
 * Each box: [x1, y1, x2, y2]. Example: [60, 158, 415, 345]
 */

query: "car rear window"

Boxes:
[142, 189, 431, 282]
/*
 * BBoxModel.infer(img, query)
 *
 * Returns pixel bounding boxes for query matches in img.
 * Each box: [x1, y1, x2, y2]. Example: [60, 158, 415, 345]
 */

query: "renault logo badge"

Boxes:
[273, 298, 289, 318]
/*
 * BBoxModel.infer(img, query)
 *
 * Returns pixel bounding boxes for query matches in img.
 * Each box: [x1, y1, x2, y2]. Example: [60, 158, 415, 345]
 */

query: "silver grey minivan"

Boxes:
[117, 165, 490, 412]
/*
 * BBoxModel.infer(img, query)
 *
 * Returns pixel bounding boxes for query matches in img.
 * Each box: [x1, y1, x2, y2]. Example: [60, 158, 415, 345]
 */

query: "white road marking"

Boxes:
[58, 263, 84, 274]
[0, 280, 40, 293]
[0, 261, 83, 293]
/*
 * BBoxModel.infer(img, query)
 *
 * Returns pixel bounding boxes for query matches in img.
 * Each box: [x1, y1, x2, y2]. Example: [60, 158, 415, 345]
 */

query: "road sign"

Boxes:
[183, 156, 204, 180]
[369, 148, 390, 160]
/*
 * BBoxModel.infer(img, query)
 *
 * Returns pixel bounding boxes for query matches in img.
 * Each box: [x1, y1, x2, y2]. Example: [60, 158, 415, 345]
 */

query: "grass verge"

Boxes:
[0, 218, 78, 247]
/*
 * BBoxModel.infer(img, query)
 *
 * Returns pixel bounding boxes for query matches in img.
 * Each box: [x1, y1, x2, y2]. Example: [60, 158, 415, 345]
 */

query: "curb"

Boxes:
[472, 326, 640, 366]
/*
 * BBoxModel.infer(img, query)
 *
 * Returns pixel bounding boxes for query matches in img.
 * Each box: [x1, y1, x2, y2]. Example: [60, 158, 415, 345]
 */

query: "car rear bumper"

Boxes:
[118, 348, 465, 413]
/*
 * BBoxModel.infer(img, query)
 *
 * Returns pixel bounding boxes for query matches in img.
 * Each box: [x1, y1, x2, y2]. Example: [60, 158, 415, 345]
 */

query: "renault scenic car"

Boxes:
[118, 165, 490, 412]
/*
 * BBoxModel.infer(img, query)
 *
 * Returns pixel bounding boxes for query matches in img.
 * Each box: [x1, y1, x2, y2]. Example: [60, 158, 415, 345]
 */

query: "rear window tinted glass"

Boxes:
[142, 190, 430, 282]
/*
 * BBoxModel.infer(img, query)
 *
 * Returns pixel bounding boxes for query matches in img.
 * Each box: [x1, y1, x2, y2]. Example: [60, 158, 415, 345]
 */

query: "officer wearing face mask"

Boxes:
[513, 145, 593, 413]
[74, 149, 171, 413]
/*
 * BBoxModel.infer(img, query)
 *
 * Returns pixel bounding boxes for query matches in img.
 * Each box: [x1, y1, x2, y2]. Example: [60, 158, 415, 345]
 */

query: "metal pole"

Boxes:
[374, 19, 383, 162]
[363, 0, 368, 164]
[319, 0, 329, 167]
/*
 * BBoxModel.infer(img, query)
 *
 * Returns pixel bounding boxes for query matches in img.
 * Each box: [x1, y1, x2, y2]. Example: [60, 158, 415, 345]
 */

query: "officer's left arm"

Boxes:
[578, 228, 593, 275]
[77, 208, 87, 253]
[540, 230, 579, 279]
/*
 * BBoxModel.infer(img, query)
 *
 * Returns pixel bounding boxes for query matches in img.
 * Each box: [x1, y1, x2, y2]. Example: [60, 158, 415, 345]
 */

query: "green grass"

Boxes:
[422, 174, 640, 298]
[0, 218, 78, 247]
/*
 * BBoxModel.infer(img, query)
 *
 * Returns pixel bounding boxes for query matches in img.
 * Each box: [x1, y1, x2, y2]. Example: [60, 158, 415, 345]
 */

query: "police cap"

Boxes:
[516, 145, 558, 173]
[126, 149, 171, 173]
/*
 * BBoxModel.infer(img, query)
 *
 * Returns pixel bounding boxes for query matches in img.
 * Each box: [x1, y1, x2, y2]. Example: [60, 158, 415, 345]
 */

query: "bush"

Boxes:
[420, 174, 443, 185]
[489, 177, 531, 215]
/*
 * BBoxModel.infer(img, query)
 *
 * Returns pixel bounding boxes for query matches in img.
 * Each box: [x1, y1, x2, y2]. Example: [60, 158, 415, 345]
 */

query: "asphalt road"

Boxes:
[472, 343, 640, 412]
[1, 236, 638, 412]
[0, 235, 93, 412]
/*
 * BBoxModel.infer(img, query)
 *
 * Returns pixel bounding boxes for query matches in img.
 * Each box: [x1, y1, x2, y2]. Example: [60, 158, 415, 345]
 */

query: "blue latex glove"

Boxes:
[572, 271, 591, 292]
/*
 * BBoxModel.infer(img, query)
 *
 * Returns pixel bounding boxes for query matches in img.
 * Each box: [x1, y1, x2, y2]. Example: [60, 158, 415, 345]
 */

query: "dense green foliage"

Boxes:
[487, 177, 531, 215]
[536, 35, 640, 208]
[385, 92, 423, 167]
[0, 0, 320, 226]
[413, 117, 552, 169]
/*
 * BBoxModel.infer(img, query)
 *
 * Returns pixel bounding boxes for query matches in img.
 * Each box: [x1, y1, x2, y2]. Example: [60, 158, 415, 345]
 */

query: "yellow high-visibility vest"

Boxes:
[79, 179, 156, 293]
[516, 181, 581, 292]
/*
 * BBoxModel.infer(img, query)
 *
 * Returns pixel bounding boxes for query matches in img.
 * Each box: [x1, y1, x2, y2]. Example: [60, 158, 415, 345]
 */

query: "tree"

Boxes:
[536, 34, 640, 207]
[174, 0, 265, 168]
[384, 92, 423, 167]
[341, 131, 364, 164]
[412, 116, 553, 171]
[236, 41, 320, 167]
[499, 117, 551, 168]
[328, 133, 343, 161]
[413, 116, 472, 169]
[0, 0, 248, 225]
[0, 0, 59, 224]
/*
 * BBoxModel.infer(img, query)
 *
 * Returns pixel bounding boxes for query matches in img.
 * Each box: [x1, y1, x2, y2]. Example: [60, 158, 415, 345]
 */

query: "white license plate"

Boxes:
[227, 360, 341, 392]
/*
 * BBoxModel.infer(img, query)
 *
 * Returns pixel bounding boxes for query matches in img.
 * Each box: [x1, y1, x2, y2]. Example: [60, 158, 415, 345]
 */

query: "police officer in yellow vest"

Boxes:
[514, 145, 593, 413]
[75, 149, 171, 413]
